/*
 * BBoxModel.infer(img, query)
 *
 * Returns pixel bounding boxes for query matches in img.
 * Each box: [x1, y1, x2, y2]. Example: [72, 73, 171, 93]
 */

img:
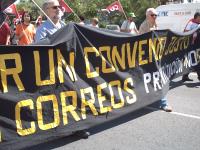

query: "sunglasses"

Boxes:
[150, 14, 157, 17]
[50, 6, 61, 9]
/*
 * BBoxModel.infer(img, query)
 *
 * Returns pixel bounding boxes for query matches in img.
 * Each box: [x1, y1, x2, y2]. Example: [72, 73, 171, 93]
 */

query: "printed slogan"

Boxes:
[0, 23, 199, 149]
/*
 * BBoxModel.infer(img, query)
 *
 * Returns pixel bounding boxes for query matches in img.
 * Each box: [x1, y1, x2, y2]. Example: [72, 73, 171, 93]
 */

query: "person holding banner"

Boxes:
[140, 8, 172, 112]
[139, 8, 158, 35]
[35, 0, 65, 42]
[120, 12, 139, 35]
[0, 21, 11, 45]
[15, 11, 36, 45]
[35, 0, 90, 139]
[184, 12, 200, 32]
[182, 12, 200, 82]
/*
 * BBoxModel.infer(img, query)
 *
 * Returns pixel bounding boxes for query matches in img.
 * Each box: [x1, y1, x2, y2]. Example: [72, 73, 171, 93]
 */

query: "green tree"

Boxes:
[64, 0, 159, 27]
[16, 0, 41, 21]
[16, 0, 159, 27]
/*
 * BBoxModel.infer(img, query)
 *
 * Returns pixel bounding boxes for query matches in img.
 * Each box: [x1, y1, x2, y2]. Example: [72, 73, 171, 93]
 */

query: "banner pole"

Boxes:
[118, 0, 127, 19]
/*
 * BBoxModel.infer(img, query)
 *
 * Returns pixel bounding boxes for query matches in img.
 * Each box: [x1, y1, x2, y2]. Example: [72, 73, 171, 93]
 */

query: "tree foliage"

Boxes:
[16, 0, 41, 21]
[16, 0, 159, 27]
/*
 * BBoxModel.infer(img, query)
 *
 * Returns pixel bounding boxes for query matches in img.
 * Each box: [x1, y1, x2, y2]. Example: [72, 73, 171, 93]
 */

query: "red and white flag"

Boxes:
[59, 0, 73, 13]
[4, 4, 19, 18]
[0, 0, 16, 12]
[106, 1, 123, 13]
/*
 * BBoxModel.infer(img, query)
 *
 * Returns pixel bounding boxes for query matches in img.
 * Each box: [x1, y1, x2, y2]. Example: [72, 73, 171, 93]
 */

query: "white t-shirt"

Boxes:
[121, 20, 138, 35]
[185, 20, 199, 31]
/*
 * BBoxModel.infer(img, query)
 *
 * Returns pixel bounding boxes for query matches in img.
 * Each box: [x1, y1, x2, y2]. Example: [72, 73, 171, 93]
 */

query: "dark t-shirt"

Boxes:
[0, 22, 11, 45]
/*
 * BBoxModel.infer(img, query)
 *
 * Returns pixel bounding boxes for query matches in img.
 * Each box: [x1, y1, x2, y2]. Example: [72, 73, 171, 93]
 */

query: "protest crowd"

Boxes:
[0, 0, 200, 146]
[1, 0, 199, 47]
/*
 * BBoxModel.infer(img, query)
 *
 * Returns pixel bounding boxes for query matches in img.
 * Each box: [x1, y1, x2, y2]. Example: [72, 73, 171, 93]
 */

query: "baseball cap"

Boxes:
[128, 12, 136, 18]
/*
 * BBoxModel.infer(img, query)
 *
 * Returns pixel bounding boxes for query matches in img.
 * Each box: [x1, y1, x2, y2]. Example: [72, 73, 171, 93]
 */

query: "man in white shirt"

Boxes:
[184, 12, 200, 32]
[120, 12, 139, 35]
[182, 12, 200, 82]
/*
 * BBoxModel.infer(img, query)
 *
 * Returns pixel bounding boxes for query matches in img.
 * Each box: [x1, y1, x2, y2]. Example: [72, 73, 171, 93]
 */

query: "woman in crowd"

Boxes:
[16, 11, 36, 45]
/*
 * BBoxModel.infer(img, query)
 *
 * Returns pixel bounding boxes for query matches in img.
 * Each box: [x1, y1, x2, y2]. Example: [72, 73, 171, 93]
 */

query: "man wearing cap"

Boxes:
[120, 12, 139, 35]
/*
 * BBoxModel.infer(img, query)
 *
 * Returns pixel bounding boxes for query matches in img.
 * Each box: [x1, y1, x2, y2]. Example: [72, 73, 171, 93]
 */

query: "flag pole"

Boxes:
[0, 12, 6, 28]
[31, 0, 56, 28]
[118, 0, 127, 19]
[70, 9, 81, 21]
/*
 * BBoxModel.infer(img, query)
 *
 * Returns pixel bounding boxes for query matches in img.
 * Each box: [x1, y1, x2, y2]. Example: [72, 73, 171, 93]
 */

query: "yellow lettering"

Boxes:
[57, 49, 77, 82]
[184, 36, 190, 49]
[97, 83, 112, 114]
[173, 38, 179, 53]
[149, 38, 158, 62]
[158, 37, 166, 59]
[127, 42, 138, 68]
[112, 45, 126, 70]
[0, 130, 1, 142]
[37, 95, 60, 130]
[99, 46, 115, 73]
[108, 80, 125, 109]
[60, 91, 80, 125]
[84, 47, 100, 78]
[138, 40, 148, 65]
[0, 53, 24, 93]
[34, 50, 55, 86]
[80, 87, 98, 119]
[169, 37, 176, 54]
[15, 99, 36, 136]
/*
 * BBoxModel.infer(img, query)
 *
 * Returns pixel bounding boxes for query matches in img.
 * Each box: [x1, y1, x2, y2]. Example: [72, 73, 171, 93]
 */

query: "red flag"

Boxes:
[106, 1, 123, 13]
[0, 0, 17, 26]
[59, 0, 73, 13]
[4, 4, 19, 18]
[0, 0, 16, 12]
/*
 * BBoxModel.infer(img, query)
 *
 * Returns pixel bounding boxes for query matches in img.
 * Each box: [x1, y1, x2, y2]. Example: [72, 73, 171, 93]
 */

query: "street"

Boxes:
[28, 73, 200, 150]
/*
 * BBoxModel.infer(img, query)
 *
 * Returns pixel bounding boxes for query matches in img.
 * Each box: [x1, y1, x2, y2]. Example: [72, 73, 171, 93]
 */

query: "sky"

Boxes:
[15, 0, 20, 4]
